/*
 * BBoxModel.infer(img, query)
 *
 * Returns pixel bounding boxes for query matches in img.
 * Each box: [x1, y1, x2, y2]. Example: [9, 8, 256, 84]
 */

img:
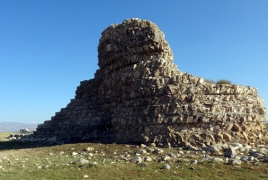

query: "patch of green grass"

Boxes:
[0, 133, 268, 180]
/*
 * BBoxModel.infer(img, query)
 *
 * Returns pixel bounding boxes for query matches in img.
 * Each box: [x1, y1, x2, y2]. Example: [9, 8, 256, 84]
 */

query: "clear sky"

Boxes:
[0, 0, 267, 124]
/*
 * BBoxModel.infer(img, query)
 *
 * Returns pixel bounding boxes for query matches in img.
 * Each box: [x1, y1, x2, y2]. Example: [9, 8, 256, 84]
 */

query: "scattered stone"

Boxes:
[258, 148, 268, 155]
[262, 155, 268, 162]
[146, 147, 154, 153]
[72, 152, 78, 156]
[133, 156, 142, 163]
[162, 164, 170, 170]
[206, 145, 220, 153]
[189, 167, 195, 170]
[248, 156, 254, 161]
[178, 151, 184, 155]
[85, 147, 94, 151]
[210, 157, 223, 163]
[92, 161, 98, 165]
[140, 144, 147, 148]
[224, 147, 236, 158]
[231, 143, 243, 149]
[240, 156, 248, 162]
[192, 160, 198, 164]
[231, 159, 242, 165]
[136, 149, 147, 155]
[187, 144, 199, 151]
[162, 155, 171, 161]
[79, 158, 89, 165]
[144, 156, 152, 162]
[153, 148, 163, 154]
[149, 143, 156, 148]
[84, 175, 89, 178]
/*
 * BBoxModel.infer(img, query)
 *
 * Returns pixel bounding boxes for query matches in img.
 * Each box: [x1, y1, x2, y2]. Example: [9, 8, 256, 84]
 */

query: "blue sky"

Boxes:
[0, 0, 267, 124]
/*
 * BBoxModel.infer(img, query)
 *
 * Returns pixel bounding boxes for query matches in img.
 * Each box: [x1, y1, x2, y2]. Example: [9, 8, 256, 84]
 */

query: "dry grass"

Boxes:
[0, 132, 12, 141]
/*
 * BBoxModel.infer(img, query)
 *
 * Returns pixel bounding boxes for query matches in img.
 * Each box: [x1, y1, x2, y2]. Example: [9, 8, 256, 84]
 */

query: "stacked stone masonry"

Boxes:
[34, 18, 267, 148]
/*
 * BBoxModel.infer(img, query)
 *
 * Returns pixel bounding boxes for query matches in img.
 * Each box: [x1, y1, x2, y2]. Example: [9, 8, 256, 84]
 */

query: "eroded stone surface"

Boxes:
[30, 18, 267, 148]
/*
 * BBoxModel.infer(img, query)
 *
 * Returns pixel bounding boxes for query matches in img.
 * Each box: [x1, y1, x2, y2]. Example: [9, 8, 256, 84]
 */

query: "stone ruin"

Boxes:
[9, 129, 34, 140]
[31, 18, 267, 148]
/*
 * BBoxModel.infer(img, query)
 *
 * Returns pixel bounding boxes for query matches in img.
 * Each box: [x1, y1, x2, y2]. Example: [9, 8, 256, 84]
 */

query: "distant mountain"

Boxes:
[0, 122, 38, 132]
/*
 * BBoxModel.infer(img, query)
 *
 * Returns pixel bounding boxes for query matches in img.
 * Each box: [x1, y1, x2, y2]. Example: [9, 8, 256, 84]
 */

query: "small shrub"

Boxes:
[216, 79, 231, 85]
[205, 79, 215, 84]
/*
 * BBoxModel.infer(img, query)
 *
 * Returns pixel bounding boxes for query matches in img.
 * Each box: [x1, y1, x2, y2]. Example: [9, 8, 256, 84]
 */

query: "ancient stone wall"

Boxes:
[34, 78, 113, 143]
[32, 18, 267, 148]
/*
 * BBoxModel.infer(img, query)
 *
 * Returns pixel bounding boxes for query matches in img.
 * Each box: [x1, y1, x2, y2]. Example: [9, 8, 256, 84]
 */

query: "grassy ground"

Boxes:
[0, 133, 268, 180]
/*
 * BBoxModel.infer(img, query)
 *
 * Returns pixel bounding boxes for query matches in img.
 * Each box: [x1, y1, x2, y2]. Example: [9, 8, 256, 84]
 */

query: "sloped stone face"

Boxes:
[34, 78, 114, 143]
[33, 18, 267, 147]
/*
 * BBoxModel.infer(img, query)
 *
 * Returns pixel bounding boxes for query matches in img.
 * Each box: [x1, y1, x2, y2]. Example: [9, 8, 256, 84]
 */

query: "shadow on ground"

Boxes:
[0, 134, 124, 151]
[0, 140, 44, 150]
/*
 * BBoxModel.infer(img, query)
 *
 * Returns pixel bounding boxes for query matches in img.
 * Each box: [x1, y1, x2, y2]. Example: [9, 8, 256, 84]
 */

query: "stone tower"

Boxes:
[33, 18, 267, 148]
